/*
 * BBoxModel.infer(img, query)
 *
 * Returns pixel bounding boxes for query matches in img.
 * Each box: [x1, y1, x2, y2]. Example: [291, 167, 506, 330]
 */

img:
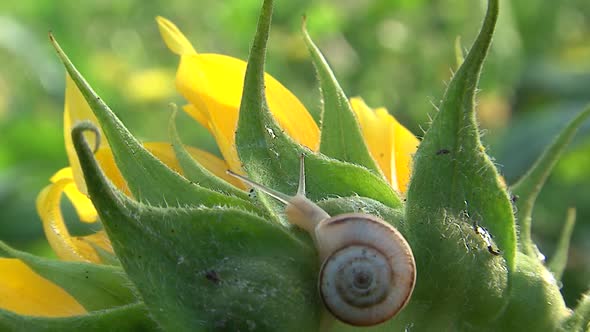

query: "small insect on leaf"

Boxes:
[473, 223, 501, 256]
[436, 149, 451, 155]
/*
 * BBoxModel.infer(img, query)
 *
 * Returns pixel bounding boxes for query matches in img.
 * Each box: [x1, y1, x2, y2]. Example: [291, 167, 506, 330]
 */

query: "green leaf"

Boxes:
[302, 21, 381, 176]
[404, 0, 514, 325]
[235, 0, 400, 224]
[49, 36, 256, 212]
[168, 107, 248, 199]
[0, 241, 136, 311]
[547, 208, 576, 281]
[511, 106, 590, 256]
[0, 303, 158, 332]
[71, 121, 320, 330]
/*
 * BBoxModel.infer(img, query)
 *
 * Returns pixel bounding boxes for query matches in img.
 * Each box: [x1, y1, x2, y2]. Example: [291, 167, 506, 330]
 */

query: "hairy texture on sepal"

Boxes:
[71, 119, 320, 330]
[403, 0, 515, 327]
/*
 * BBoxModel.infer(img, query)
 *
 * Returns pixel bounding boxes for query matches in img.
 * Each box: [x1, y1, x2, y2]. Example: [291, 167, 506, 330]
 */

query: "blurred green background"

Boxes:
[0, 0, 589, 306]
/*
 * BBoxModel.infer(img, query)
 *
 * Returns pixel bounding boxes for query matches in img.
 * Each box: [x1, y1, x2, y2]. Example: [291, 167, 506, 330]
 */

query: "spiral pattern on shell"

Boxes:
[315, 214, 415, 326]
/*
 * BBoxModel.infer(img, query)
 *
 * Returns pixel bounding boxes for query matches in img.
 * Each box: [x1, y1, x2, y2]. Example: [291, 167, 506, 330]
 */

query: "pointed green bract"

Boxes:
[404, 0, 514, 325]
[71, 120, 319, 330]
[548, 208, 576, 280]
[0, 242, 136, 311]
[235, 0, 400, 223]
[560, 291, 590, 331]
[168, 107, 248, 199]
[302, 22, 381, 177]
[454, 36, 465, 67]
[511, 106, 590, 256]
[49, 36, 254, 212]
[0, 303, 158, 332]
[408, 0, 515, 269]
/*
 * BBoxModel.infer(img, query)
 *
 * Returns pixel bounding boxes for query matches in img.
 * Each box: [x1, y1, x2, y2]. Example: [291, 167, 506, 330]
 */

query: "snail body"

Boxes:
[227, 156, 415, 326]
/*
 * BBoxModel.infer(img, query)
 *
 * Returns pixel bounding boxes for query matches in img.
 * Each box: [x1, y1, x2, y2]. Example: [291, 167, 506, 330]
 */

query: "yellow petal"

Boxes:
[50, 168, 97, 223]
[183, 145, 246, 189]
[392, 118, 419, 193]
[36, 179, 102, 263]
[94, 147, 129, 195]
[158, 18, 319, 172]
[76, 231, 113, 254]
[182, 104, 209, 131]
[144, 142, 245, 189]
[350, 98, 397, 189]
[176, 54, 319, 167]
[0, 258, 86, 317]
[350, 97, 418, 193]
[156, 16, 197, 55]
[64, 74, 108, 195]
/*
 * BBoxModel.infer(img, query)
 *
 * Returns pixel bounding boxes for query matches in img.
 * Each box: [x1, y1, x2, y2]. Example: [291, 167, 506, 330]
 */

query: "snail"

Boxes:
[227, 155, 415, 326]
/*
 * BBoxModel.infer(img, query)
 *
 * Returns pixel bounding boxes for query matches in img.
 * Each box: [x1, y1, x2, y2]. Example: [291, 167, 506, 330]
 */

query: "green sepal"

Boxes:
[235, 0, 400, 225]
[494, 253, 569, 331]
[511, 106, 590, 257]
[86, 242, 121, 266]
[547, 208, 576, 281]
[454, 36, 465, 68]
[302, 20, 382, 177]
[168, 107, 248, 199]
[49, 36, 255, 212]
[0, 241, 136, 311]
[318, 197, 404, 231]
[0, 303, 158, 332]
[71, 122, 320, 331]
[404, 0, 514, 325]
[560, 291, 590, 332]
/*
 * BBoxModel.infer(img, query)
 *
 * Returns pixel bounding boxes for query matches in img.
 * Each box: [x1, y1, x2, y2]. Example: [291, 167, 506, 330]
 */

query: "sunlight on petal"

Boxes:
[36, 179, 102, 263]
[0, 258, 86, 317]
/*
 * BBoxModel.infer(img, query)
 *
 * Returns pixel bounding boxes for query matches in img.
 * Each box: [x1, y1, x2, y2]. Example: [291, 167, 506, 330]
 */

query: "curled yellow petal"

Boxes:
[36, 179, 102, 263]
[158, 18, 320, 173]
[156, 16, 197, 55]
[0, 258, 86, 317]
[76, 230, 113, 254]
[350, 97, 418, 193]
[50, 168, 97, 223]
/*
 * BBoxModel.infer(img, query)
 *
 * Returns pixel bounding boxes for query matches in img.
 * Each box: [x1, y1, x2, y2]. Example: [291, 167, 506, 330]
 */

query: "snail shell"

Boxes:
[227, 155, 415, 326]
[316, 214, 415, 326]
